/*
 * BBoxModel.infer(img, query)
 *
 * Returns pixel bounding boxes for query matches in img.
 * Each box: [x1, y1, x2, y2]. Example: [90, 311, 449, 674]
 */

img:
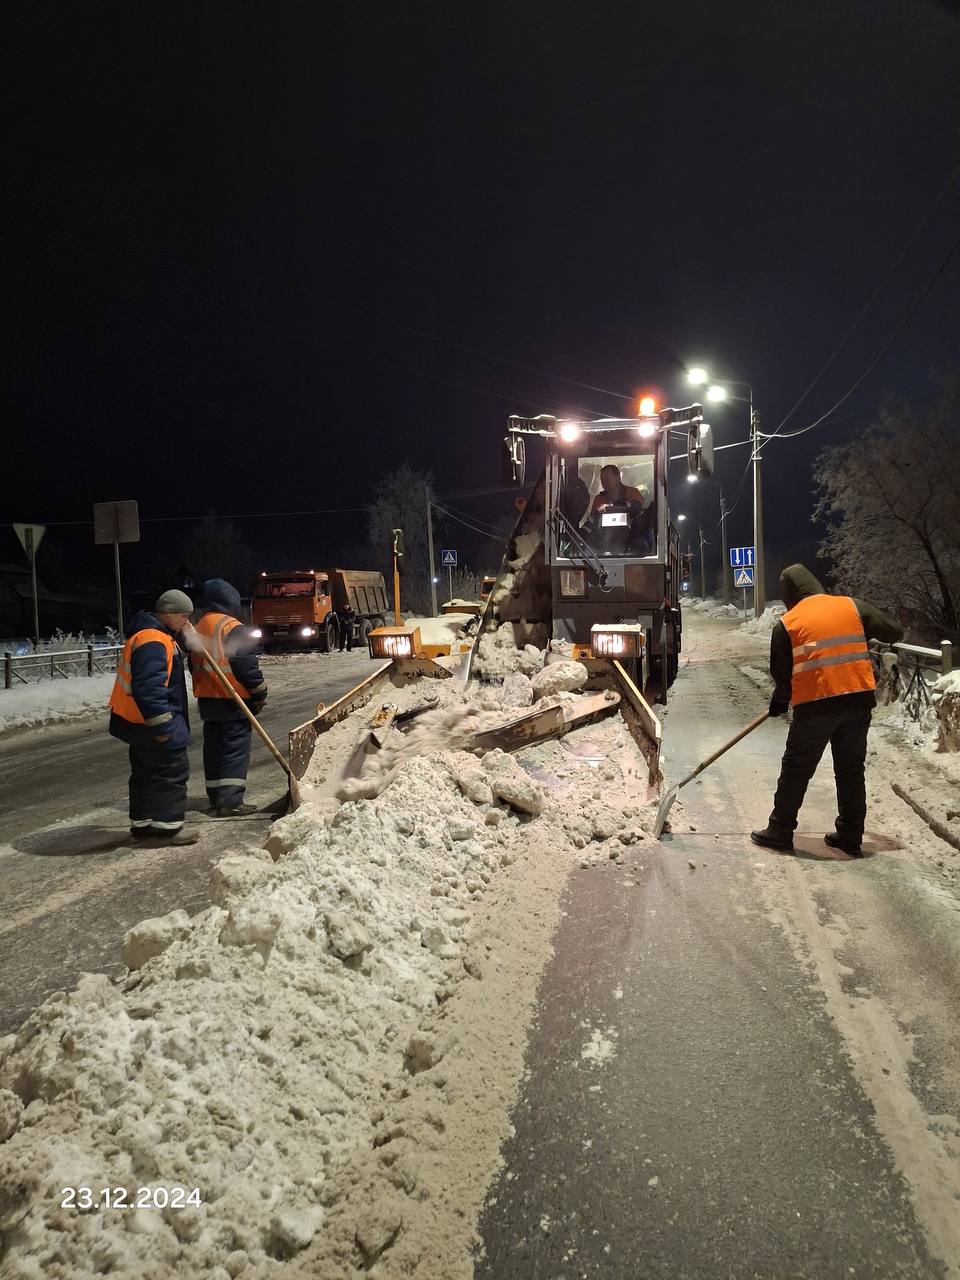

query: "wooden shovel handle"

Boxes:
[678, 711, 770, 789]
[196, 643, 292, 780]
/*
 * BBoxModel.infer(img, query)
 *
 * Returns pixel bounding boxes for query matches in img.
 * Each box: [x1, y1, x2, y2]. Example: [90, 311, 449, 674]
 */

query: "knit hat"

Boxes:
[155, 589, 194, 615]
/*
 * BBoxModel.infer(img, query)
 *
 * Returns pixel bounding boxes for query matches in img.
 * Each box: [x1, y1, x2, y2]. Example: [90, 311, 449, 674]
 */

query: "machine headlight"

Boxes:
[300, 626, 316, 638]
[559, 569, 587, 598]
[368, 625, 423, 660]
[250, 628, 263, 639]
[591, 624, 643, 658]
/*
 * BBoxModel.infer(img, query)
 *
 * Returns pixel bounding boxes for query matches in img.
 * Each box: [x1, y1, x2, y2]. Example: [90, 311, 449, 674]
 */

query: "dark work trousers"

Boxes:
[203, 718, 252, 808]
[769, 698, 872, 844]
[338, 615, 355, 651]
[128, 741, 189, 831]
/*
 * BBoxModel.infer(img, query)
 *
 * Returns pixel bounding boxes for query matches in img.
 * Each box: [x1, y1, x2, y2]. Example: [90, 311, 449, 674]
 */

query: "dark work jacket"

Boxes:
[109, 610, 191, 747]
[769, 564, 903, 716]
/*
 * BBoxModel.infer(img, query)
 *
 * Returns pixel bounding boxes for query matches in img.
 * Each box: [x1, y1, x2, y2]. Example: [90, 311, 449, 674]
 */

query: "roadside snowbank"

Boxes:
[0, 674, 112, 732]
[686, 597, 741, 621]
[0, 663, 657, 1277]
[739, 603, 785, 635]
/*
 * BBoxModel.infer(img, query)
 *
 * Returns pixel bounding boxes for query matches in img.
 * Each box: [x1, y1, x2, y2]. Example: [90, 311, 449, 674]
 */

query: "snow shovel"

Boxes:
[654, 711, 769, 839]
[194, 643, 302, 811]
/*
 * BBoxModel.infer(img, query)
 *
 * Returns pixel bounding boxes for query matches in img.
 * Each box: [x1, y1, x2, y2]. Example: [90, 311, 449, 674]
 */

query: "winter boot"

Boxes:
[750, 825, 794, 852]
[213, 802, 259, 818]
[824, 831, 863, 858]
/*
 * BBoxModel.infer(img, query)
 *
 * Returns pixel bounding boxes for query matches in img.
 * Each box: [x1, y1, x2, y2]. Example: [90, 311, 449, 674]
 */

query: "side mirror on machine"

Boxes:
[502, 431, 527, 487]
[687, 422, 714, 478]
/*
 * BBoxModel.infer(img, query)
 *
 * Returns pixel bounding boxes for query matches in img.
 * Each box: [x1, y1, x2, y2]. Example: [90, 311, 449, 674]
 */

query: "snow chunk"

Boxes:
[269, 1205, 325, 1253]
[121, 909, 192, 970]
[324, 911, 373, 960]
[932, 670, 960, 752]
[209, 854, 272, 906]
[0, 1088, 22, 1142]
[531, 660, 588, 697]
[482, 751, 544, 815]
[219, 904, 284, 948]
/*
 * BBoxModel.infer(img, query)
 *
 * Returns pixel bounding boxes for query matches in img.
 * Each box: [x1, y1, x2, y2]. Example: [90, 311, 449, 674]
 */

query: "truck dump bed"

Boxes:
[329, 568, 389, 617]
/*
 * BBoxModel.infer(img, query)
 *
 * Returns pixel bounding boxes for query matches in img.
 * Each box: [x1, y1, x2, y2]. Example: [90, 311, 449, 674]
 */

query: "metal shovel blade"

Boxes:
[653, 782, 680, 839]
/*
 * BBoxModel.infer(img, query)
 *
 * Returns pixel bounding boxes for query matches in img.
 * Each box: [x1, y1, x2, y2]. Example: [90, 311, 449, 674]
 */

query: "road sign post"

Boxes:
[94, 500, 140, 631]
[12, 523, 45, 646]
[440, 549, 457, 605]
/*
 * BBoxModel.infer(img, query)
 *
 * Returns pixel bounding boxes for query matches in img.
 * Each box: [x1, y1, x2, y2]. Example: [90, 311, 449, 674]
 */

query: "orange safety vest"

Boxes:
[782, 594, 875, 707]
[190, 612, 249, 700]
[108, 629, 175, 726]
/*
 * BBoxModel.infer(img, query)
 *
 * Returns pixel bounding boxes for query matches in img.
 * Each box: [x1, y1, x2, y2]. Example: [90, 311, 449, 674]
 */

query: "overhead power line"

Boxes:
[763, 230, 960, 443]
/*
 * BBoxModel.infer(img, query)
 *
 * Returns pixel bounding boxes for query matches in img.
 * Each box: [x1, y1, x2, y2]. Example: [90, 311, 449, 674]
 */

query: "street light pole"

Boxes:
[751, 393, 766, 617]
[720, 495, 730, 606]
[699, 523, 706, 599]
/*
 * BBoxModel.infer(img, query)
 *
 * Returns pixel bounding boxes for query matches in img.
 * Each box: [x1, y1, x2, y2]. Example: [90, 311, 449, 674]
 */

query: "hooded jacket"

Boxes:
[770, 565, 903, 711]
[109, 610, 191, 747]
[190, 578, 267, 720]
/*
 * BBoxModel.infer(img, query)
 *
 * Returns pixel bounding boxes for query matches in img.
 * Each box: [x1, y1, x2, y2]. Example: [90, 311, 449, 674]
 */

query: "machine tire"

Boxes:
[372, 615, 387, 630]
[358, 617, 374, 647]
[321, 617, 339, 653]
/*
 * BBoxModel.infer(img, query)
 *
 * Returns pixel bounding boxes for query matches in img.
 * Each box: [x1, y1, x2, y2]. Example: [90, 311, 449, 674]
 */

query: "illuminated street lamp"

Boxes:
[685, 367, 763, 616]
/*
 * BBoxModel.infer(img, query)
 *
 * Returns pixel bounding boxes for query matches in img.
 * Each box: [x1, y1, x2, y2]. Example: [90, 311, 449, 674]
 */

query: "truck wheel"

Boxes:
[372, 615, 386, 630]
[322, 617, 338, 653]
[358, 618, 373, 647]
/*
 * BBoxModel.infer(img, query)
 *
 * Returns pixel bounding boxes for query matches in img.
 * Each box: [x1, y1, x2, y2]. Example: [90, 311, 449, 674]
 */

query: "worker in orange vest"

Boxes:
[108, 589, 198, 845]
[752, 564, 902, 857]
[190, 579, 267, 816]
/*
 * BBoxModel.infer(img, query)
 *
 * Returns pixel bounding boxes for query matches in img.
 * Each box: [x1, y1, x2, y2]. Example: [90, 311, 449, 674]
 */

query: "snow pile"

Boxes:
[0, 658, 656, 1277]
[0, 674, 113, 732]
[932, 670, 960, 752]
[473, 621, 544, 679]
[403, 614, 473, 647]
[739, 603, 785, 635]
[686, 597, 741, 620]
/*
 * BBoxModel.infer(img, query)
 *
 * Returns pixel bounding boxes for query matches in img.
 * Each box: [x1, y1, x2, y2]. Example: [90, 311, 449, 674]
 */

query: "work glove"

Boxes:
[768, 696, 790, 718]
[249, 696, 267, 717]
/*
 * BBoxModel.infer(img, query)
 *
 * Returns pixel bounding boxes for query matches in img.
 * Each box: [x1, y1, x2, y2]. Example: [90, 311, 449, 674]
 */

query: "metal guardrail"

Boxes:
[869, 639, 953, 722]
[2, 645, 123, 689]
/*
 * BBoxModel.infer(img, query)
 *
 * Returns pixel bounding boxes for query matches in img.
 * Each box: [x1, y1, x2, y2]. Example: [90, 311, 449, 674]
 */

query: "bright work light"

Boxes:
[638, 395, 656, 416]
[558, 422, 581, 443]
[368, 625, 423, 660]
[590, 623, 644, 659]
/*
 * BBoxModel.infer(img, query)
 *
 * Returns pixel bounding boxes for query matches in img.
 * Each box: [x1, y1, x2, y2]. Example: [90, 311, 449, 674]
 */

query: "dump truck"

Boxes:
[283, 404, 712, 799]
[251, 568, 389, 652]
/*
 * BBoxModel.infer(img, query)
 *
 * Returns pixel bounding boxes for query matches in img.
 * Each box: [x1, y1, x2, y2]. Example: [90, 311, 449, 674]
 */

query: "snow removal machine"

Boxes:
[285, 403, 713, 800]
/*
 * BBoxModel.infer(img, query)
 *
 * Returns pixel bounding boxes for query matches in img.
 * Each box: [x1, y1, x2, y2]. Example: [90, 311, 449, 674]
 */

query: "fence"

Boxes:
[3, 645, 123, 689]
[870, 639, 954, 722]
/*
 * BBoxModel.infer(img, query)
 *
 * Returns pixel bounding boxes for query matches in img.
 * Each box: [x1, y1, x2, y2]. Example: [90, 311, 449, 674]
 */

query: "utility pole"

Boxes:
[425, 492, 438, 617]
[699, 524, 706, 599]
[752, 398, 766, 617]
[720, 495, 730, 605]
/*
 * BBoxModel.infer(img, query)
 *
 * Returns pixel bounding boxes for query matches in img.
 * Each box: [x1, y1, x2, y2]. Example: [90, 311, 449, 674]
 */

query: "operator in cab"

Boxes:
[590, 465, 644, 517]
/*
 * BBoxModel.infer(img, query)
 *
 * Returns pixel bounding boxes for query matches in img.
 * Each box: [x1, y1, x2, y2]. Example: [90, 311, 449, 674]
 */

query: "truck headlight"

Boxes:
[368, 625, 423, 660]
[559, 569, 587, 598]
[300, 626, 316, 638]
[250, 628, 262, 639]
[591, 624, 643, 658]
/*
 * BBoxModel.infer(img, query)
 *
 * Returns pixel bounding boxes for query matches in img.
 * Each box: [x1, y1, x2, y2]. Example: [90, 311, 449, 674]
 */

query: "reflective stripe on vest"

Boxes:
[191, 612, 250, 700]
[782, 595, 875, 706]
[108, 629, 175, 725]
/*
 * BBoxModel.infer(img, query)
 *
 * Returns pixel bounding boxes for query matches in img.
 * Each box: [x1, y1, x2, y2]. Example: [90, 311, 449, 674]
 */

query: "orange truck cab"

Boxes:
[251, 568, 389, 652]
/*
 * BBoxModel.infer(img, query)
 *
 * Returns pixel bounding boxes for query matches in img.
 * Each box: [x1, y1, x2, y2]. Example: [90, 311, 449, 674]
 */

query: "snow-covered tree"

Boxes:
[812, 378, 960, 639]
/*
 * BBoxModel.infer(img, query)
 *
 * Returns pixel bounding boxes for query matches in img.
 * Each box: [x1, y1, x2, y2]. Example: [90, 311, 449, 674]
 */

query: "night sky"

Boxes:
[5, 0, 960, 592]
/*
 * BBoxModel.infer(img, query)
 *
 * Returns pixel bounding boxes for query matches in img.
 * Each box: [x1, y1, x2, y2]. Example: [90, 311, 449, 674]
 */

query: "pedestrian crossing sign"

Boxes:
[441, 549, 457, 567]
[734, 566, 754, 588]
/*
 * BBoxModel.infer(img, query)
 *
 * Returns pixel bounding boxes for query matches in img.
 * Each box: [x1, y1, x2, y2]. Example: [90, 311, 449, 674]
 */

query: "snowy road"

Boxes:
[477, 614, 960, 1279]
[0, 650, 384, 1035]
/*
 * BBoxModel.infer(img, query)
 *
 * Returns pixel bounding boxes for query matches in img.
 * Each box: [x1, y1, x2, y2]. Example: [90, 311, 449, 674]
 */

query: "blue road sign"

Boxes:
[441, 549, 458, 567]
[729, 545, 755, 568]
[733, 566, 755, 588]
